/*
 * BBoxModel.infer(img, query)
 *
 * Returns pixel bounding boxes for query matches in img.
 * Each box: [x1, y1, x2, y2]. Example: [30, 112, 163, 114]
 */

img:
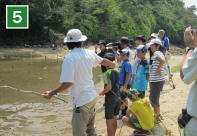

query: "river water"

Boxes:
[0, 57, 102, 135]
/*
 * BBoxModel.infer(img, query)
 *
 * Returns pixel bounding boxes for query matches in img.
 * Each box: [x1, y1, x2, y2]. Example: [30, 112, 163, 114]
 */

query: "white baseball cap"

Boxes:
[134, 45, 147, 53]
[64, 29, 87, 43]
[119, 48, 130, 55]
[149, 39, 163, 46]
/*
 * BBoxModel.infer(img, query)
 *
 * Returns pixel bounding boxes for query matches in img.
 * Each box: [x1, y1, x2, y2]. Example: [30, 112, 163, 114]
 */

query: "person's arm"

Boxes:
[180, 27, 197, 82]
[43, 83, 73, 100]
[146, 73, 150, 82]
[180, 50, 194, 80]
[131, 112, 137, 119]
[164, 37, 170, 58]
[99, 84, 112, 96]
[165, 47, 168, 58]
[155, 56, 165, 76]
[145, 64, 150, 82]
[95, 44, 98, 54]
[100, 58, 116, 69]
[124, 72, 131, 88]
[112, 47, 121, 62]
[99, 72, 112, 96]
[126, 109, 132, 117]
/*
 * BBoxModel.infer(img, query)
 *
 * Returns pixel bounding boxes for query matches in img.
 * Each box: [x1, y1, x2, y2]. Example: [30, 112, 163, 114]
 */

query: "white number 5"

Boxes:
[13, 11, 22, 23]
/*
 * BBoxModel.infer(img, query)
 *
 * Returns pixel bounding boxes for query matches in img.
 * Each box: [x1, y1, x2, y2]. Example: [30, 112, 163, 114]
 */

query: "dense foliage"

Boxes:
[1, 0, 197, 46]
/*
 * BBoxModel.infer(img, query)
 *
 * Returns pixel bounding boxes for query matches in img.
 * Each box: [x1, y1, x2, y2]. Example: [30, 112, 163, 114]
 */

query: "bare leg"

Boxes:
[106, 119, 114, 136]
[120, 103, 125, 110]
[124, 98, 128, 107]
[113, 116, 117, 135]
[154, 106, 160, 119]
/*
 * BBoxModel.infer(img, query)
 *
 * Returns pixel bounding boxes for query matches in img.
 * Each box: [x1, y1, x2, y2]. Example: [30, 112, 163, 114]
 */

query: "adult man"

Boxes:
[158, 30, 172, 79]
[95, 40, 110, 73]
[43, 29, 115, 136]
[180, 27, 197, 136]
[112, 37, 132, 71]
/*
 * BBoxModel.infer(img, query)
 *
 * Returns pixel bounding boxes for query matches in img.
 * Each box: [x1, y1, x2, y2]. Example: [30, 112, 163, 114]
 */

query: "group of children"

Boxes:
[99, 31, 167, 136]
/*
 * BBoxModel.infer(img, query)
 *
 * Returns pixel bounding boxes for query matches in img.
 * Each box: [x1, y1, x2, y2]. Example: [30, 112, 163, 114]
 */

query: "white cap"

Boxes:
[119, 48, 130, 55]
[149, 39, 163, 46]
[64, 29, 87, 43]
[146, 43, 151, 48]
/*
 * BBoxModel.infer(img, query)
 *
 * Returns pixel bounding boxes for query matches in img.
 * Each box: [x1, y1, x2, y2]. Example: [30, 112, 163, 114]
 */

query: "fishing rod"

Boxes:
[0, 85, 68, 103]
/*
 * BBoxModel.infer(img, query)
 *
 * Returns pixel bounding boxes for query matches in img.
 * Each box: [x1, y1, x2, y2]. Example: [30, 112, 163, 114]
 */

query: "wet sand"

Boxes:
[0, 46, 190, 136]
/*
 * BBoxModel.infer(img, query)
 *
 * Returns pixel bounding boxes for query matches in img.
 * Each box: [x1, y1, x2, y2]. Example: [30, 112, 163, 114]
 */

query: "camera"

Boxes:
[106, 39, 134, 51]
[191, 29, 197, 34]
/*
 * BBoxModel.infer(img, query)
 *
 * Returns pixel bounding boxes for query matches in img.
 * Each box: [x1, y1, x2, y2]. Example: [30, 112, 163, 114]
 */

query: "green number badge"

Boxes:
[6, 5, 29, 29]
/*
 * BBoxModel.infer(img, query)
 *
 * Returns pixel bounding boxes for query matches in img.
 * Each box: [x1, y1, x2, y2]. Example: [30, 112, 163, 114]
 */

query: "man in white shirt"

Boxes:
[43, 29, 115, 136]
[180, 27, 197, 136]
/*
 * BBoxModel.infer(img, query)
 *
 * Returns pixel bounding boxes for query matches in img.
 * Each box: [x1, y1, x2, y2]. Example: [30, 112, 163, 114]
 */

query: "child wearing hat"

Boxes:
[133, 45, 150, 98]
[122, 89, 154, 136]
[99, 53, 121, 136]
[132, 35, 146, 88]
[117, 48, 132, 120]
[149, 39, 165, 121]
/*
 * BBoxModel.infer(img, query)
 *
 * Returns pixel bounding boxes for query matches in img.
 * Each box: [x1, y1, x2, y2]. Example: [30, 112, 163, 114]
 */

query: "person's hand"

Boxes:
[193, 29, 197, 48]
[112, 47, 116, 52]
[155, 69, 162, 76]
[124, 84, 127, 90]
[43, 91, 53, 100]
[99, 90, 105, 96]
[184, 27, 197, 48]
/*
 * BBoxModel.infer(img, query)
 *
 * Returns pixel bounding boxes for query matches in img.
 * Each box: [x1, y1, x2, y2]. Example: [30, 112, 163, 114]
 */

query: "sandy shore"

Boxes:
[0, 46, 190, 136]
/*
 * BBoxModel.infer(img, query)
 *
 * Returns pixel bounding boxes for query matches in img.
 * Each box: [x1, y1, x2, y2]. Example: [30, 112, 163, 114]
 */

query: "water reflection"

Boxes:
[0, 57, 102, 135]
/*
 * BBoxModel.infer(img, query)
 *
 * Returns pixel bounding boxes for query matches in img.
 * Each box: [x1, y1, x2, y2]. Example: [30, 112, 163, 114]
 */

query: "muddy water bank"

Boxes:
[0, 56, 102, 136]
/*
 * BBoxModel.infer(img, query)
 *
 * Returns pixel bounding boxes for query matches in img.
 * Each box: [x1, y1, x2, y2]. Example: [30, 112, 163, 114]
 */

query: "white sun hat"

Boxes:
[150, 33, 158, 38]
[64, 29, 87, 43]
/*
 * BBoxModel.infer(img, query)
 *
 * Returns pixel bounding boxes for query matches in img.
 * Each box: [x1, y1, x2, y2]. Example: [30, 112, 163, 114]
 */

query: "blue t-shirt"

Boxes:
[119, 60, 132, 85]
[162, 36, 170, 51]
[134, 59, 149, 91]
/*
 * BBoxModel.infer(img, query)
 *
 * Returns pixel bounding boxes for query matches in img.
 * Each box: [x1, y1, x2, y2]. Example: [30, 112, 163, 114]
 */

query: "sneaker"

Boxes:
[159, 114, 164, 120]
[117, 115, 123, 120]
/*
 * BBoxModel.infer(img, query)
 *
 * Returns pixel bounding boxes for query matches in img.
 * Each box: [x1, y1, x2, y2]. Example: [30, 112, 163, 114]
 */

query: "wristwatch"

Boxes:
[186, 47, 194, 53]
[51, 90, 57, 95]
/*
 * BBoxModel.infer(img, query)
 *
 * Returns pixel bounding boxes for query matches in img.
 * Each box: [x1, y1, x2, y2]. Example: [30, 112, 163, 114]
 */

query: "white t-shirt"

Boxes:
[132, 50, 140, 74]
[150, 51, 165, 82]
[182, 47, 197, 118]
[60, 48, 103, 108]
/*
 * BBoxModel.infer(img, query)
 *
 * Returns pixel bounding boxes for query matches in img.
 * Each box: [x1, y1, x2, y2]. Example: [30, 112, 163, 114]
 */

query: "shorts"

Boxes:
[128, 116, 148, 132]
[149, 81, 165, 108]
[119, 85, 131, 104]
[105, 97, 121, 119]
[138, 91, 145, 99]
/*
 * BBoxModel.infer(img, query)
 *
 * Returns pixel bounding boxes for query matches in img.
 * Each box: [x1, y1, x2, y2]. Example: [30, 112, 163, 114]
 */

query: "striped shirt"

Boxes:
[150, 51, 165, 82]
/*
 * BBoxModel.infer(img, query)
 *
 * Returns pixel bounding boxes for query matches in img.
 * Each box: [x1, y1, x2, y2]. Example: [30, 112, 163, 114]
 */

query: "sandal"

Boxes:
[133, 131, 147, 136]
